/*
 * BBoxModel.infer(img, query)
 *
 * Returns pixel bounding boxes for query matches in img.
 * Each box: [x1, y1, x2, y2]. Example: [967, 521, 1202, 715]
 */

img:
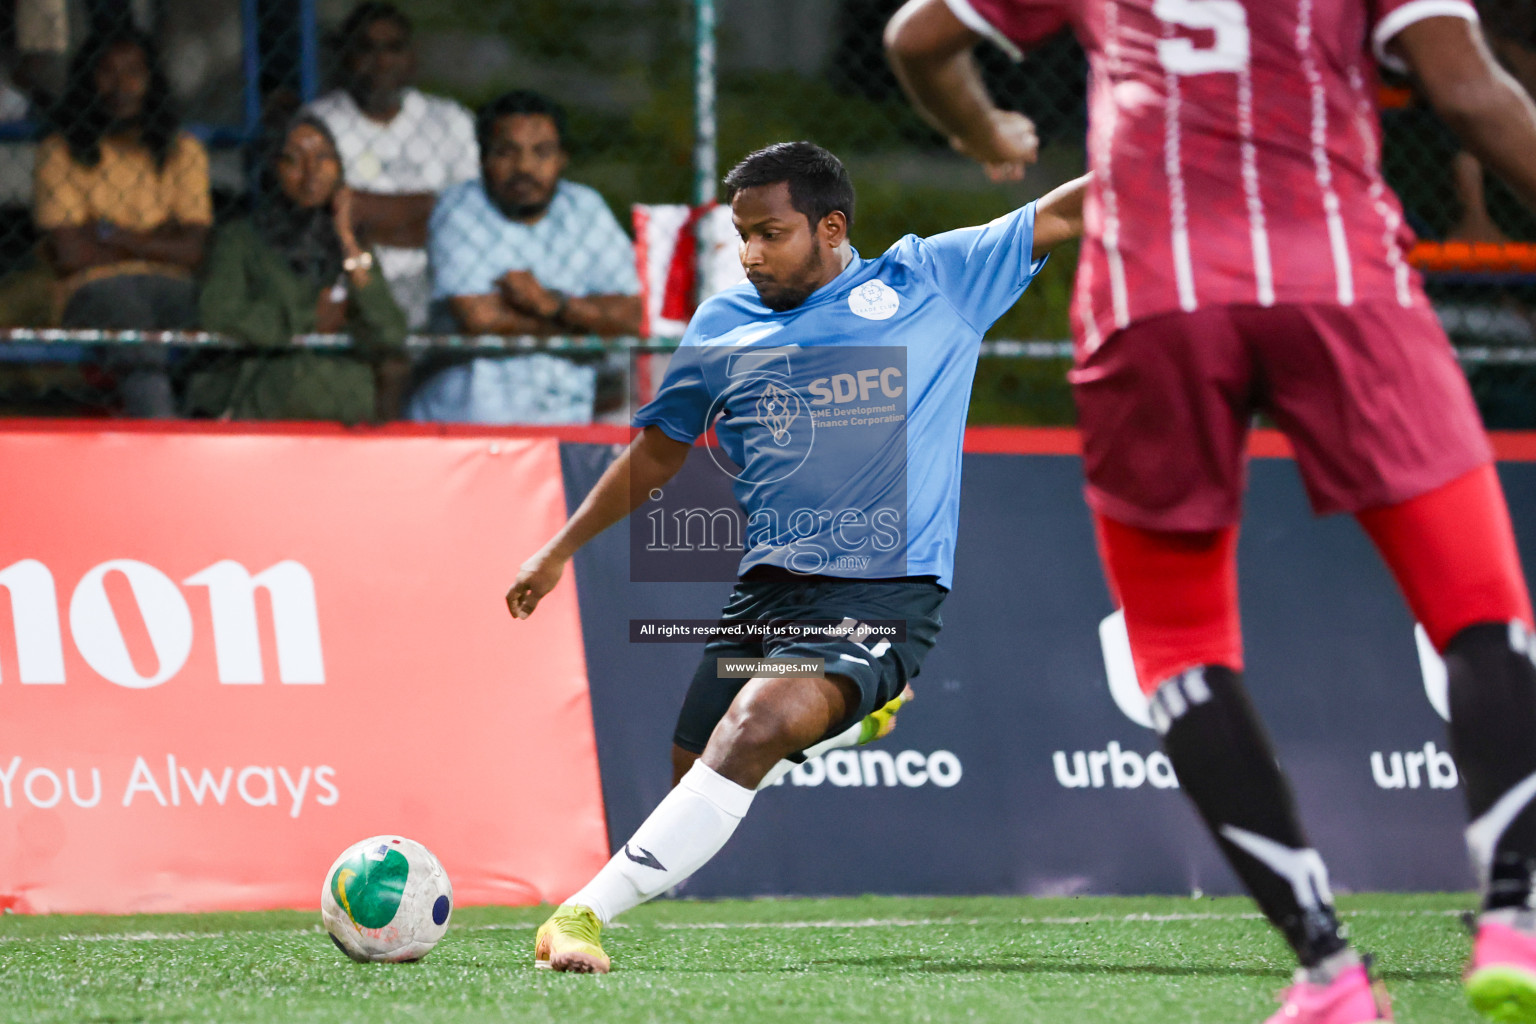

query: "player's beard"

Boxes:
[751, 245, 827, 312]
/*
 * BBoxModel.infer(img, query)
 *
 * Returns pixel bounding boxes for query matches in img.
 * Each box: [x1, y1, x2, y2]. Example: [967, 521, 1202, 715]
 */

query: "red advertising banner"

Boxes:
[0, 423, 608, 913]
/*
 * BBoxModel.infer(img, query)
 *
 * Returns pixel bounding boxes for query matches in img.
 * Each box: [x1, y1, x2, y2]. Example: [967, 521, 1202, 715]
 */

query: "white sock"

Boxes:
[1481, 907, 1536, 934]
[755, 719, 864, 790]
[1300, 946, 1360, 986]
[565, 761, 754, 923]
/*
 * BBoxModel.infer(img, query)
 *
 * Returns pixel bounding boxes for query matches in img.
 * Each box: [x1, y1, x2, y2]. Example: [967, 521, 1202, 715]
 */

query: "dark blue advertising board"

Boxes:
[561, 438, 1536, 898]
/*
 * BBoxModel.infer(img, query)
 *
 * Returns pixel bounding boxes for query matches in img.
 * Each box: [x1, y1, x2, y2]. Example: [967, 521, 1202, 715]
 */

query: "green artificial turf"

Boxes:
[0, 893, 1487, 1023]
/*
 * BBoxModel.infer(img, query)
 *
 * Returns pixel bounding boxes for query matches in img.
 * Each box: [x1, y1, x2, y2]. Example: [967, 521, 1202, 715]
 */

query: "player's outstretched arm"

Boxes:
[1030, 173, 1090, 253]
[506, 425, 691, 619]
[1394, 16, 1536, 212]
[884, 0, 1038, 181]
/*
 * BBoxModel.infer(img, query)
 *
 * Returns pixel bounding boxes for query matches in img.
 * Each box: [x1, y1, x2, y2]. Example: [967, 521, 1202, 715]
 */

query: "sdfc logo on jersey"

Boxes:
[848, 280, 900, 321]
[755, 382, 801, 447]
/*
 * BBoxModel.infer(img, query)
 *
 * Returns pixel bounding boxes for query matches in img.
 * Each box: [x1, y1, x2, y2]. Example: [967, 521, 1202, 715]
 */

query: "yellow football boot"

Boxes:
[534, 904, 610, 974]
[859, 684, 915, 744]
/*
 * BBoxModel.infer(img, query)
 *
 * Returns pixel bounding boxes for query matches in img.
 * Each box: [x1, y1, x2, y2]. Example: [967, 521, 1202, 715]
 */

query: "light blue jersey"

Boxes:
[633, 201, 1047, 588]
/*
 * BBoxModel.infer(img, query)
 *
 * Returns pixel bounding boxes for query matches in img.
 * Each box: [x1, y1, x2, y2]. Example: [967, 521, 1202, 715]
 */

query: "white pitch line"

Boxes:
[0, 908, 1466, 944]
[643, 908, 1465, 930]
[0, 927, 324, 943]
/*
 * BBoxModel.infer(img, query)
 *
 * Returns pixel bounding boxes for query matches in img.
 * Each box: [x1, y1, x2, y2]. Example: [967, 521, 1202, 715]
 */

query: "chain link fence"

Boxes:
[0, 0, 1530, 425]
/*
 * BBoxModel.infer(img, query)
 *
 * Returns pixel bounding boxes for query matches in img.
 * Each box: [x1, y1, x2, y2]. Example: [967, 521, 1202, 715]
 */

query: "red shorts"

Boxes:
[1070, 301, 1492, 531]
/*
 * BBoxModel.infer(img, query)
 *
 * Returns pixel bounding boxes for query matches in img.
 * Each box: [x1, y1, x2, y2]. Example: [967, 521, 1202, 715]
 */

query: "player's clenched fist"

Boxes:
[506, 551, 566, 619]
[951, 110, 1037, 182]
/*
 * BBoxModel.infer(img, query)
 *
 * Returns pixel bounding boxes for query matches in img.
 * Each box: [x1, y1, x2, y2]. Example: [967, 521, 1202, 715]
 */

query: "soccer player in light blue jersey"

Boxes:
[507, 142, 1085, 972]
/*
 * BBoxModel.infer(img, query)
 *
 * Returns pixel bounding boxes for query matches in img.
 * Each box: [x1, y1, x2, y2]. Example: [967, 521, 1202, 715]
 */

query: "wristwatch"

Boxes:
[342, 251, 374, 273]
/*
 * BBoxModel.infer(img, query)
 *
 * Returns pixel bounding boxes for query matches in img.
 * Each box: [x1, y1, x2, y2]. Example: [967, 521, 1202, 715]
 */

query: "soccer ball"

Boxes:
[321, 835, 453, 962]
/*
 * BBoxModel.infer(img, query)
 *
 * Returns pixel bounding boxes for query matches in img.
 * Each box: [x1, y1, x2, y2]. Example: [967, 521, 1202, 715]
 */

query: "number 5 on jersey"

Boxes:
[1155, 0, 1251, 75]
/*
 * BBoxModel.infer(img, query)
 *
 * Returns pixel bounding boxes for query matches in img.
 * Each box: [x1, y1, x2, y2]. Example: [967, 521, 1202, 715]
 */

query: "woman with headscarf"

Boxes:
[189, 115, 407, 423]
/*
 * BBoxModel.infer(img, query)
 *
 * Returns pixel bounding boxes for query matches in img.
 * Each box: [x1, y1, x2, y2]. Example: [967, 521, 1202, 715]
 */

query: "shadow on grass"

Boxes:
[705, 954, 1463, 984]
[802, 955, 1280, 978]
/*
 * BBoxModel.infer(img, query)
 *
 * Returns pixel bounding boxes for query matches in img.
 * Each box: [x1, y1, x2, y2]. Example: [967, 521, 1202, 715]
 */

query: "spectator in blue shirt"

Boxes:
[408, 90, 640, 424]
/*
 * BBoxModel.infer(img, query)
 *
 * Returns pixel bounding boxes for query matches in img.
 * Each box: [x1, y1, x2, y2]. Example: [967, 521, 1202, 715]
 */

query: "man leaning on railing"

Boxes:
[406, 89, 641, 425]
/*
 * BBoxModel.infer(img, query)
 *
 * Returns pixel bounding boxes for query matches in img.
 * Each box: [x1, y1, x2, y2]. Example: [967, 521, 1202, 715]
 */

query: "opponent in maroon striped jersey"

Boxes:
[890, 3, 1536, 1022]
[917, 0, 1478, 350]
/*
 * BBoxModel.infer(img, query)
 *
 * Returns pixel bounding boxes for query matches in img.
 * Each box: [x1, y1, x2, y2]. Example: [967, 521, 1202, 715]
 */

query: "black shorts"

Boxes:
[672, 569, 947, 755]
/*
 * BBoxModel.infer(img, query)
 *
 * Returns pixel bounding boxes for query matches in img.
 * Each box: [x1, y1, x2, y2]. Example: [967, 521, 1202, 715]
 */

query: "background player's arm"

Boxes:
[883, 0, 1038, 181]
[1393, 16, 1536, 211]
[1030, 173, 1089, 253]
[506, 425, 692, 619]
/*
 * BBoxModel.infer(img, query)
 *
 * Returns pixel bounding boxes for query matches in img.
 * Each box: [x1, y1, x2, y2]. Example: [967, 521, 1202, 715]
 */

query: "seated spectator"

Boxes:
[306, 1, 478, 329]
[408, 90, 640, 425]
[188, 115, 407, 424]
[34, 26, 211, 416]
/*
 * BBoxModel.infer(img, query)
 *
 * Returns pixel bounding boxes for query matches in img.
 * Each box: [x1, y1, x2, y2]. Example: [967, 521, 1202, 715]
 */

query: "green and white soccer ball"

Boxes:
[321, 835, 453, 962]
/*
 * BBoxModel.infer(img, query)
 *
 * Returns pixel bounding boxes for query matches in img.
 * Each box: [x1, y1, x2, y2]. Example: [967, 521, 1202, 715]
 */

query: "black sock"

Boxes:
[1153, 665, 1347, 966]
[1445, 622, 1536, 912]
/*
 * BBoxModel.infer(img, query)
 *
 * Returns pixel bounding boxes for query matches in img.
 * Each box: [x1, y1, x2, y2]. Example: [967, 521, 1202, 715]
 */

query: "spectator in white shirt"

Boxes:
[305, 2, 477, 328]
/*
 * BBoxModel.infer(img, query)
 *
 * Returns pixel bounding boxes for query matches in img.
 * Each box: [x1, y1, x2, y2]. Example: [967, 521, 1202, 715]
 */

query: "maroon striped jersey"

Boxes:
[947, 0, 1479, 350]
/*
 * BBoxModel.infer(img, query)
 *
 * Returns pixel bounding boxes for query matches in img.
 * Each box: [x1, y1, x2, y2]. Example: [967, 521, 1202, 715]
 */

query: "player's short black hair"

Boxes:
[476, 90, 568, 154]
[339, 1, 412, 51]
[723, 142, 855, 232]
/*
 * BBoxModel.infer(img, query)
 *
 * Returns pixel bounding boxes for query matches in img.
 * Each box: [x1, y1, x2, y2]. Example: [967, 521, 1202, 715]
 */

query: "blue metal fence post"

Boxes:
[692, 0, 718, 314]
[299, 0, 320, 102]
[240, 0, 262, 140]
[693, 0, 717, 209]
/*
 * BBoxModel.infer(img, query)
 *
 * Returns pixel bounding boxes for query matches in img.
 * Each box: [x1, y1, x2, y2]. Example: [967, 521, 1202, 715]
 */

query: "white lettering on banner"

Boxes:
[238, 767, 278, 807]
[0, 558, 324, 687]
[71, 561, 194, 689]
[183, 561, 326, 684]
[1053, 744, 1181, 790]
[314, 766, 340, 807]
[0, 756, 339, 814]
[0, 560, 66, 683]
[1099, 611, 1153, 729]
[181, 766, 233, 805]
[1098, 618, 1467, 794]
[0, 758, 102, 808]
[67, 768, 101, 807]
[826, 750, 862, 786]
[24, 768, 61, 808]
[1100, 617, 1464, 733]
[0, 755, 17, 806]
[895, 750, 928, 787]
[861, 750, 896, 787]
[774, 749, 962, 789]
[123, 756, 169, 806]
[927, 751, 962, 787]
[1371, 742, 1459, 790]
[791, 757, 826, 786]
[1415, 624, 1451, 721]
[279, 766, 311, 818]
